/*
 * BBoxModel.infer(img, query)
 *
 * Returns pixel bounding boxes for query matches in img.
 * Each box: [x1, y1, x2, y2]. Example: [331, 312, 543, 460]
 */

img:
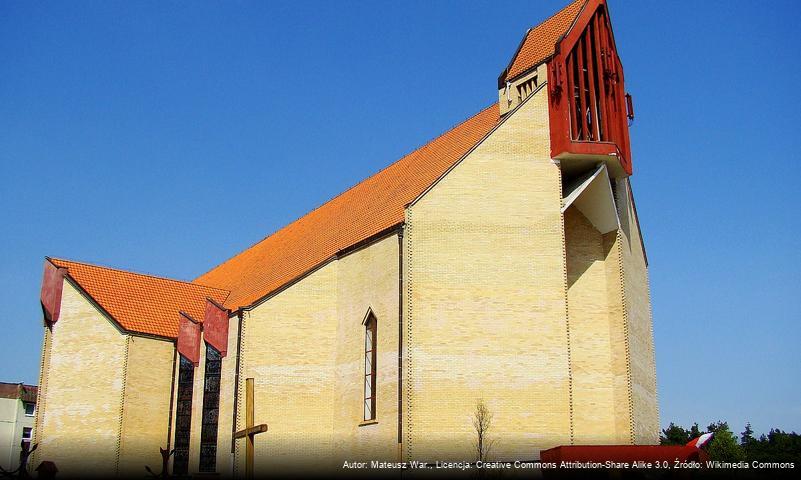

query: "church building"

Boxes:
[32, 0, 658, 476]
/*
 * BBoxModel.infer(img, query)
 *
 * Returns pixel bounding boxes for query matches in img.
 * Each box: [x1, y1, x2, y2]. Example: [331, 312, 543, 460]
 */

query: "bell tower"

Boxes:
[498, 0, 635, 178]
[499, 0, 658, 445]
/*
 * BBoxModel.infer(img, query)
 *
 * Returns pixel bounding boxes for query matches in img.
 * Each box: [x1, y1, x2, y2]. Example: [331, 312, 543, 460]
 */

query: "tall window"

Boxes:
[23, 402, 35, 417]
[363, 314, 377, 421]
[173, 355, 194, 475]
[199, 344, 222, 473]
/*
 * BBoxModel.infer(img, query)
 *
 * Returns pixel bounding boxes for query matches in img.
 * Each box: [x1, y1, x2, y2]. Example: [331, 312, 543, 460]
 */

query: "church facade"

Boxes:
[32, 0, 658, 476]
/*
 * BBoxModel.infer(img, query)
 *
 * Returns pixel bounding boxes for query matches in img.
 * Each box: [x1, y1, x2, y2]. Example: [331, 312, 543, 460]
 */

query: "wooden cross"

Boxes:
[234, 378, 268, 479]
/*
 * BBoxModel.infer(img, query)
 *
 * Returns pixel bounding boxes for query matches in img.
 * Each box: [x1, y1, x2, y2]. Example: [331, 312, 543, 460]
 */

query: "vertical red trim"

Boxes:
[591, 11, 609, 141]
[606, 12, 617, 146]
[40, 261, 66, 325]
[582, 33, 598, 140]
[614, 55, 632, 173]
[575, 36, 587, 140]
[585, 20, 599, 141]
[548, 53, 571, 159]
[177, 313, 202, 366]
[203, 298, 230, 358]
[565, 54, 576, 140]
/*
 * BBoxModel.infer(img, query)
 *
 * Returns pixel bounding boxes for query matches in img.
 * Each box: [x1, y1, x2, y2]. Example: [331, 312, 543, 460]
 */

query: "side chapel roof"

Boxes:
[49, 258, 229, 338]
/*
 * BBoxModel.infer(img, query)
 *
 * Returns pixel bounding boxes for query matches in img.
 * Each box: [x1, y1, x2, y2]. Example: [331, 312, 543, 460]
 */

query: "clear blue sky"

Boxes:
[1, 0, 799, 438]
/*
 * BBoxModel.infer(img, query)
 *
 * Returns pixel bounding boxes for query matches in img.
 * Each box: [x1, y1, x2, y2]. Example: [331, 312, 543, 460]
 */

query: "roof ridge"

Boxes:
[49, 256, 230, 295]
[502, 0, 588, 84]
[193, 103, 497, 282]
[536, 0, 588, 32]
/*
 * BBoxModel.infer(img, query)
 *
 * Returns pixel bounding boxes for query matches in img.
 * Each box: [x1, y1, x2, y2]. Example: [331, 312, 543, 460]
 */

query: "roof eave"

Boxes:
[235, 223, 405, 313]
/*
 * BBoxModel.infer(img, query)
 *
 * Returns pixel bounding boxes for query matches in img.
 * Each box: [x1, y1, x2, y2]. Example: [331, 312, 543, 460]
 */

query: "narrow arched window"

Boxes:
[363, 313, 377, 421]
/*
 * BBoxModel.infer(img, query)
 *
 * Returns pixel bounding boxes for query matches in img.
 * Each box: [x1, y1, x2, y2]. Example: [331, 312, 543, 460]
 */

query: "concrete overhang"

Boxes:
[561, 163, 619, 234]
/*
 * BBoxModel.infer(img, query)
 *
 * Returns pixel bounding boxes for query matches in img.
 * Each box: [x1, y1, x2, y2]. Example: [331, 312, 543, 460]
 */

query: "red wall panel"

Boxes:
[540, 444, 709, 464]
[177, 312, 201, 366]
[203, 298, 230, 357]
[40, 260, 66, 325]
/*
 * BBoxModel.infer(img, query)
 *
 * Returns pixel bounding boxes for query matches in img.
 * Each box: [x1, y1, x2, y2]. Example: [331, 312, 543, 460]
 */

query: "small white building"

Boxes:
[0, 382, 37, 472]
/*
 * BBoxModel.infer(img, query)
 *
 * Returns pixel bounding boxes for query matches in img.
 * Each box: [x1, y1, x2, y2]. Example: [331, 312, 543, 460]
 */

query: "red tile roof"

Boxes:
[195, 105, 502, 308]
[49, 258, 230, 338]
[503, 0, 587, 82]
[0, 382, 38, 402]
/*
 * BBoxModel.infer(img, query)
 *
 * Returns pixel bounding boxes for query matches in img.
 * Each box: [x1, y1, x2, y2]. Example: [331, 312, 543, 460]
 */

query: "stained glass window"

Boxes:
[173, 355, 194, 475]
[199, 344, 222, 473]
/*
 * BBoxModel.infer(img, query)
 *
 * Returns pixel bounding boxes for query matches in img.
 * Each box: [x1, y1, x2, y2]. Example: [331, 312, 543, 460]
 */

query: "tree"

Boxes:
[760, 429, 801, 463]
[662, 420, 801, 464]
[472, 399, 496, 462]
[740, 423, 757, 459]
[741, 423, 755, 446]
[705, 422, 745, 462]
[660, 423, 689, 445]
[706, 420, 729, 434]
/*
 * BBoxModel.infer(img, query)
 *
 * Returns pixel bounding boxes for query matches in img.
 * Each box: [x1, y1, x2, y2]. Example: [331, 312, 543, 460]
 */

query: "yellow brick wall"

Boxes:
[167, 346, 181, 473]
[603, 231, 637, 442]
[34, 280, 177, 476]
[404, 87, 573, 461]
[118, 335, 174, 475]
[215, 315, 240, 477]
[235, 262, 339, 473]
[188, 338, 206, 474]
[564, 206, 624, 444]
[616, 180, 659, 444]
[332, 234, 400, 462]
[498, 64, 546, 116]
[230, 233, 400, 475]
[30, 321, 52, 473]
[34, 280, 128, 476]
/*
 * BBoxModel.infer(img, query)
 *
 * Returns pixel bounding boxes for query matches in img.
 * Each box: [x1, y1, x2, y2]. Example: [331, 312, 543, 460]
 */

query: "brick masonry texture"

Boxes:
[616, 180, 659, 444]
[405, 88, 573, 461]
[566, 206, 626, 444]
[33, 281, 173, 476]
[231, 234, 400, 474]
[118, 336, 174, 474]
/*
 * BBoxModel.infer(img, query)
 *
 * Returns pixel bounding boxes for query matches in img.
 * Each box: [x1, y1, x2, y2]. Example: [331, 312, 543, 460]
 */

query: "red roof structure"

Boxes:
[0, 382, 38, 402]
[48, 258, 229, 338]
